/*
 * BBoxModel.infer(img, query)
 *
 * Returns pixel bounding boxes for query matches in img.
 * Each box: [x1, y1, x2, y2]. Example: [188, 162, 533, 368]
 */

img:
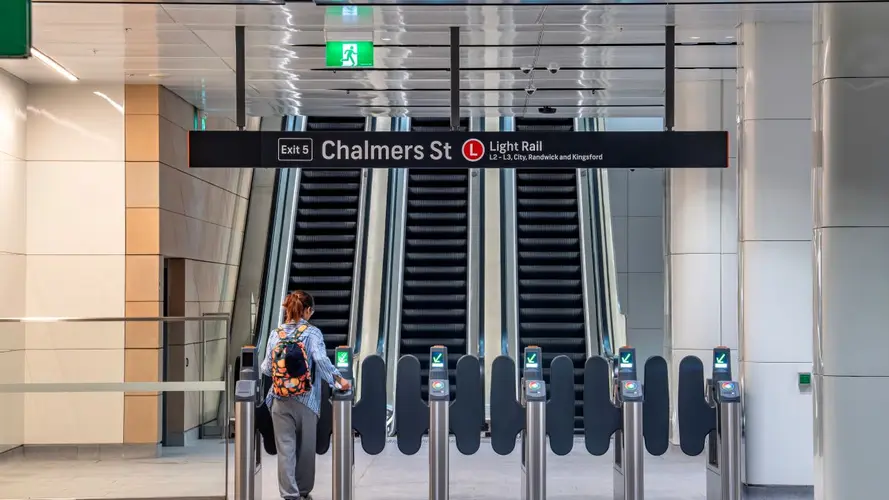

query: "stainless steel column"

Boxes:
[621, 401, 644, 500]
[234, 379, 261, 500]
[332, 398, 354, 500]
[719, 402, 742, 500]
[524, 400, 546, 500]
[429, 400, 450, 500]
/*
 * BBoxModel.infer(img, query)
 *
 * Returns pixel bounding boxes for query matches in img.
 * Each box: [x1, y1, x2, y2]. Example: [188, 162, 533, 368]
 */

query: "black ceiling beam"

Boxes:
[313, 65, 736, 72]
[356, 104, 663, 108]
[284, 42, 737, 48]
[330, 87, 607, 92]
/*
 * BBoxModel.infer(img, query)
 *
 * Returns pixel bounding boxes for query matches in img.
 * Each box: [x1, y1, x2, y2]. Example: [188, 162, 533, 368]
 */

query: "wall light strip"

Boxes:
[93, 91, 124, 114]
[31, 48, 78, 82]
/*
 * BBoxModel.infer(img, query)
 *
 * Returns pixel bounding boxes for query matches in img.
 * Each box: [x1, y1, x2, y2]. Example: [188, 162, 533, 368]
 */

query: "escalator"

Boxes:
[398, 117, 471, 399]
[513, 118, 588, 431]
[283, 116, 369, 359]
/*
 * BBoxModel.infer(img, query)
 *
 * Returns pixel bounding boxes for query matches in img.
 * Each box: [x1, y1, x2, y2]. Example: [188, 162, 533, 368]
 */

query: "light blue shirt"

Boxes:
[260, 319, 341, 416]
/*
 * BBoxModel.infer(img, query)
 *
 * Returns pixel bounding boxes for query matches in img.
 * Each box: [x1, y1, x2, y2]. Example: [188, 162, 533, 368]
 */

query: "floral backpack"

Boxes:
[270, 324, 313, 398]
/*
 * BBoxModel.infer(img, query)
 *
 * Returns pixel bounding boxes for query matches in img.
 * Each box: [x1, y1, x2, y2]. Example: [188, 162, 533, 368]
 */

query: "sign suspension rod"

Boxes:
[450, 26, 460, 131]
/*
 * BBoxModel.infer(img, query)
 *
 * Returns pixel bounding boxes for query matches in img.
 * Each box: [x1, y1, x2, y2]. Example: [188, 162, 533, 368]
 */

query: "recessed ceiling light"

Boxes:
[690, 36, 700, 40]
[148, 73, 169, 78]
[31, 48, 78, 82]
[381, 37, 391, 41]
[725, 36, 734, 39]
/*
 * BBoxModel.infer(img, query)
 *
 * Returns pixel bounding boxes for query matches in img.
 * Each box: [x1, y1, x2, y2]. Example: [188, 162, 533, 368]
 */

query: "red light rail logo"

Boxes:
[461, 138, 485, 162]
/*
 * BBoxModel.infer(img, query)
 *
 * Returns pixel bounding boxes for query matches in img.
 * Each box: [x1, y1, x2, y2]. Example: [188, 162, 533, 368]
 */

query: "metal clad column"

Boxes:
[738, 21, 814, 488]
[814, 5, 889, 498]
[667, 78, 738, 443]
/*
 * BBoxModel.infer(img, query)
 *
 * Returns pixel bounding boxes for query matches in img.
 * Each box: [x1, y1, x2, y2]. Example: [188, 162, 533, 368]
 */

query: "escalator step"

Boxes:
[519, 252, 580, 260]
[295, 235, 356, 244]
[518, 224, 578, 233]
[407, 239, 467, 248]
[408, 212, 467, 222]
[410, 174, 466, 183]
[291, 276, 352, 285]
[409, 199, 467, 209]
[518, 173, 575, 182]
[518, 211, 578, 221]
[301, 195, 359, 204]
[292, 262, 355, 271]
[404, 294, 467, 303]
[407, 226, 467, 235]
[409, 187, 468, 196]
[517, 185, 576, 195]
[522, 308, 584, 318]
[405, 266, 467, 275]
[302, 170, 360, 179]
[405, 253, 467, 262]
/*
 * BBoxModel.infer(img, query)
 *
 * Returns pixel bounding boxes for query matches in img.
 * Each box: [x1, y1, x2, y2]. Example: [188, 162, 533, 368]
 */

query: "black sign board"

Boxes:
[188, 131, 728, 169]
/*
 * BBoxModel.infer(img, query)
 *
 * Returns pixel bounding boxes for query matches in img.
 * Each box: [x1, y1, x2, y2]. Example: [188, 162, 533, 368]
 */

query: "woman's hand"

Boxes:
[335, 376, 352, 391]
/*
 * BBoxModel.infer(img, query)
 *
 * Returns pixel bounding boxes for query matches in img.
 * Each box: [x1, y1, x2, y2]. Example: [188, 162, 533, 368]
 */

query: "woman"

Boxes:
[260, 290, 352, 500]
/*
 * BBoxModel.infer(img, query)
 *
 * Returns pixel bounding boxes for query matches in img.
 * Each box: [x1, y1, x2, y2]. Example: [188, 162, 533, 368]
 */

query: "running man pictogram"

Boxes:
[341, 43, 358, 67]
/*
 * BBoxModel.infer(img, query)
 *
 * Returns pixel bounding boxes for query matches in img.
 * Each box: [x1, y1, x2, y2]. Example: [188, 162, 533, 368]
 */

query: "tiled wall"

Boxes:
[604, 117, 667, 375]
[0, 82, 249, 448]
[124, 86, 251, 443]
[0, 70, 27, 453]
[23, 85, 127, 444]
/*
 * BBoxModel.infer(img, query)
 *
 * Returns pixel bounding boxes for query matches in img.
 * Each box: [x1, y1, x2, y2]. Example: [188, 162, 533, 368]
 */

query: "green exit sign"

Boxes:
[326, 41, 373, 68]
[0, 0, 31, 58]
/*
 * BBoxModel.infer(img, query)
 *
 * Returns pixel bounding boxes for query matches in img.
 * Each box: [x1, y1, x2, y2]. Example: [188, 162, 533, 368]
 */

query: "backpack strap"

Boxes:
[295, 323, 316, 383]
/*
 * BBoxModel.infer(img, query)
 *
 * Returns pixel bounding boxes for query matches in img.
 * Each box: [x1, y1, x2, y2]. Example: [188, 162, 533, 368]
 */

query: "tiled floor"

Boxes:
[0, 438, 811, 500]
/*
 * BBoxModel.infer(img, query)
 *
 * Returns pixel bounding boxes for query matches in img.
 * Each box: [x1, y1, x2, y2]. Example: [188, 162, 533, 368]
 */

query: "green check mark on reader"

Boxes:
[335, 349, 350, 368]
[713, 347, 730, 373]
[431, 351, 444, 367]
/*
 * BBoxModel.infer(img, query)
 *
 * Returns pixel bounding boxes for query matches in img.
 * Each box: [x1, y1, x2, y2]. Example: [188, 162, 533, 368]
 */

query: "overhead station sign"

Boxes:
[188, 131, 728, 169]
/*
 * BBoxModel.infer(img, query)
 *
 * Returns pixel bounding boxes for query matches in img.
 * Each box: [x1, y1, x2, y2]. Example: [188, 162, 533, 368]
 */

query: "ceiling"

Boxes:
[0, 1, 814, 118]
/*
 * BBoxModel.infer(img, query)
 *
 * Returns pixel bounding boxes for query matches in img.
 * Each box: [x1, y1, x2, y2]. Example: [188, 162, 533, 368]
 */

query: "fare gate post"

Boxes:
[332, 346, 355, 500]
[395, 349, 484, 500]
[677, 347, 742, 500]
[521, 346, 546, 500]
[235, 346, 262, 500]
[613, 347, 644, 500]
[583, 350, 669, 500]
[428, 345, 451, 500]
[706, 347, 742, 500]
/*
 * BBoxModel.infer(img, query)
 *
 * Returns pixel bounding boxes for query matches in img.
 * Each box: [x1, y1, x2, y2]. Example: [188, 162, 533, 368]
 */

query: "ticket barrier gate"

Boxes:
[234, 346, 263, 500]
[395, 346, 484, 500]
[490, 347, 575, 500]
[583, 347, 669, 500]
[678, 347, 742, 500]
[314, 348, 388, 500]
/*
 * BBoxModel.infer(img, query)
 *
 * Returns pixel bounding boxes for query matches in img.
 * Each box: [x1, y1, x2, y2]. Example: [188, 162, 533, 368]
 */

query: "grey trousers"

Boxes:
[270, 398, 318, 499]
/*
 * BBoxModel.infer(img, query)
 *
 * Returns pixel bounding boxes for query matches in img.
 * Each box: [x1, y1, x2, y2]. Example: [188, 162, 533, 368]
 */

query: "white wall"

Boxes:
[0, 69, 28, 454]
[22, 85, 127, 444]
[603, 117, 667, 377]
